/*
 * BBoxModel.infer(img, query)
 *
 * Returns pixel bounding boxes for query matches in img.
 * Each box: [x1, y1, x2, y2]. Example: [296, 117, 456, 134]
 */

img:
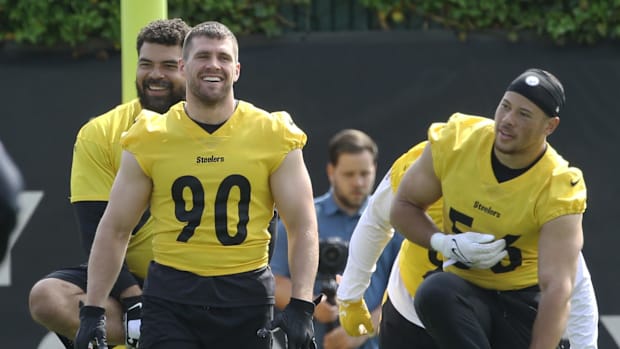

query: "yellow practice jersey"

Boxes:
[390, 142, 445, 298]
[429, 113, 586, 290]
[70, 98, 153, 279]
[121, 101, 307, 277]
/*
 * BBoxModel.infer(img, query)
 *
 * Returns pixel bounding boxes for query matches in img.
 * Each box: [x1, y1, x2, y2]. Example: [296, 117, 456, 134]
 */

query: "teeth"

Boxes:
[203, 76, 221, 82]
[148, 85, 167, 91]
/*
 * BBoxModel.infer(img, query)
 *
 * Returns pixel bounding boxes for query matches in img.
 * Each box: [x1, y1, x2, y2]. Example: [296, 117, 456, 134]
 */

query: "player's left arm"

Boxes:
[271, 148, 318, 303]
[565, 252, 599, 348]
[530, 213, 583, 349]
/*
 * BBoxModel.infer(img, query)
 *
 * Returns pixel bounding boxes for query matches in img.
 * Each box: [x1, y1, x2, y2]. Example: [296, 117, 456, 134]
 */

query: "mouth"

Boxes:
[202, 76, 223, 83]
[497, 128, 514, 140]
[145, 80, 171, 93]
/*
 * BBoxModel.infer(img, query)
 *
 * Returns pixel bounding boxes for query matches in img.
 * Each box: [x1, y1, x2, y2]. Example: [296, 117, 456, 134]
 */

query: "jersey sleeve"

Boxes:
[70, 125, 116, 202]
[428, 113, 492, 180]
[389, 142, 427, 193]
[537, 166, 587, 222]
[269, 111, 308, 172]
[119, 109, 162, 178]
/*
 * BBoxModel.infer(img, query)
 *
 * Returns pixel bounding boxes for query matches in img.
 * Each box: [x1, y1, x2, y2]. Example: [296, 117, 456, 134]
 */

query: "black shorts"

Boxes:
[44, 263, 89, 292]
[44, 263, 143, 300]
[414, 272, 541, 349]
[140, 294, 273, 349]
[380, 297, 438, 349]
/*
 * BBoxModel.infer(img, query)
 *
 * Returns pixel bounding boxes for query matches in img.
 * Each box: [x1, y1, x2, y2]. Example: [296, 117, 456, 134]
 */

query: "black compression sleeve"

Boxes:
[73, 201, 139, 298]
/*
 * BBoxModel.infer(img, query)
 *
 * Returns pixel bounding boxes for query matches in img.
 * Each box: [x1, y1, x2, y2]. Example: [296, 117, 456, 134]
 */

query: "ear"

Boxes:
[233, 61, 241, 82]
[545, 116, 560, 136]
[179, 58, 186, 75]
[326, 163, 335, 184]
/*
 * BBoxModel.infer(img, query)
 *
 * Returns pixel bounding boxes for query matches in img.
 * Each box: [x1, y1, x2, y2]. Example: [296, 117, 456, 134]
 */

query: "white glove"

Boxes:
[121, 296, 142, 348]
[430, 232, 507, 269]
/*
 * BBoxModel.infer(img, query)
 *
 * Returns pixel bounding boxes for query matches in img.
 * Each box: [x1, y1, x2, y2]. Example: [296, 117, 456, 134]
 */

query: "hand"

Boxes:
[431, 232, 507, 269]
[323, 326, 367, 349]
[337, 298, 374, 337]
[121, 296, 142, 349]
[74, 305, 108, 349]
[313, 296, 338, 324]
[262, 297, 320, 349]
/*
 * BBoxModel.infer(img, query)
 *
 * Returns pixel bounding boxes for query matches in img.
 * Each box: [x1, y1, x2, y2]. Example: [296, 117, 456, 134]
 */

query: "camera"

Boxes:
[317, 237, 349, 305]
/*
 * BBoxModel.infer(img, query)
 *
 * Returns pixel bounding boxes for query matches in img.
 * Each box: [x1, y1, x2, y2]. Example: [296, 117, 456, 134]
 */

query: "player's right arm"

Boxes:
[390, 143, 442, 247]
[85, 151, 151, 306]
[338, 173, 395, 302]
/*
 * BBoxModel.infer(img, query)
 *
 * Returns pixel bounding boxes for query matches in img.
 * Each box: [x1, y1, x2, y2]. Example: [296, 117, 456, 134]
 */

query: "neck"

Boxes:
[493, 142, 547, 169]
[185, 94, 237, 124]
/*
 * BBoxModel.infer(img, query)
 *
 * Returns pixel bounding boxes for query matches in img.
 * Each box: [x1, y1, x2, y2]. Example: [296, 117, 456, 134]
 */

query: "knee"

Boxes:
[29, 278, 67, 323]
[414, 272, 460, 316]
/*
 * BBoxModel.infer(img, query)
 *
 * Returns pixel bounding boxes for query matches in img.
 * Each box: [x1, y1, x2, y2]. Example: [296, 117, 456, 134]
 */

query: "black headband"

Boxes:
[506, 68, 565, 117]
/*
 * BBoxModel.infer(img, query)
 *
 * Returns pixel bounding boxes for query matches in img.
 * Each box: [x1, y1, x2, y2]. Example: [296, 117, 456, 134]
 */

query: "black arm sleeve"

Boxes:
[73, 201, 139, 298]
[0, 142, 23, 261]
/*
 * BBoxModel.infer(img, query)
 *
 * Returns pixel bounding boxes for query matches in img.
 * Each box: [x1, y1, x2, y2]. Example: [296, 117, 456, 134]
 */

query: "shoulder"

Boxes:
[313, 192, 332, 210]
[238, 101, 306, 139]
[389, 141, 427, 190]
[78, 99, 142, 136]
[120, 106, 170, 150]
[537, 147, 587, 215]
[428, 113, 493, 144]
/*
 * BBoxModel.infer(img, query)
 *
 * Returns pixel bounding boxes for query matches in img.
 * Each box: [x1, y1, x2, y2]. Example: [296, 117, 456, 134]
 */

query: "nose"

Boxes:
[353, 175, 367, 187]
[148, 65, 165, 79]
[502, 110, 518, 126]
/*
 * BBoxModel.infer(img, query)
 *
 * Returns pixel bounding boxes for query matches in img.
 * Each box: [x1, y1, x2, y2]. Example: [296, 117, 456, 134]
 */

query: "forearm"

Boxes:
[288, 229, 318, 301]
[86, 227, 131, 307]
[339, 179, 394, 301]
[530, 287, 571, 349]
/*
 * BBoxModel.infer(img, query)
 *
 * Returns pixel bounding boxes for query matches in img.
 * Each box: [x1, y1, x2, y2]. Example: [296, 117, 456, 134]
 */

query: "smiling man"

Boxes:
[74, 21, 320, 349]
[28, 18, 190, 349]
[390, 68, 587, 349]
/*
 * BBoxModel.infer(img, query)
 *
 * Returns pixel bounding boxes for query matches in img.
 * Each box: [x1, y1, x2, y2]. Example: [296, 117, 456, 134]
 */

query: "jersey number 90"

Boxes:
[171, 174, 251, 245]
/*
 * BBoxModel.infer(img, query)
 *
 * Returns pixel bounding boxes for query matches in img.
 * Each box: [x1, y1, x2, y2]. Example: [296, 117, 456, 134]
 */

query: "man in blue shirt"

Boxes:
[271, 129, 404, 349]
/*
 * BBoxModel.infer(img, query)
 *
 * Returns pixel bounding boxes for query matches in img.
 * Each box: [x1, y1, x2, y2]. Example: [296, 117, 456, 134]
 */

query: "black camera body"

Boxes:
[317, 237, 349, 305]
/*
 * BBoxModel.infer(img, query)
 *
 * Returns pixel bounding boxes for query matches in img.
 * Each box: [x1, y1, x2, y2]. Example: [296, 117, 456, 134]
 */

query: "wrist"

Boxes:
[121, 295, 142, 311]
[289, 297, 316, 314]
[80, 305, 105, 317]
[430, 232, 446, 252]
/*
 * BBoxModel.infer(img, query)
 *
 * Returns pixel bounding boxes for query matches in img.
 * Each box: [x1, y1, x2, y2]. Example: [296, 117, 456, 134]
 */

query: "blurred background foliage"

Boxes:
[0, 0, 619, 51]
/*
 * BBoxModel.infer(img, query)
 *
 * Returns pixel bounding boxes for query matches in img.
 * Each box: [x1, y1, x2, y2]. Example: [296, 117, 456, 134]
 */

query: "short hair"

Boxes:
[136, 18, 191, 53]
[182, 21, 239, 61]
[328, 129, 378, 166]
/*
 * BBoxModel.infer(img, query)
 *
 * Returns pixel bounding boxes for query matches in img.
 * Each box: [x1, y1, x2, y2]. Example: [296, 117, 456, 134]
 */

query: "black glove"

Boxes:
[264, 297, 319, 349]
[74, 305, 108, 349]
[121, 296, 142, 349]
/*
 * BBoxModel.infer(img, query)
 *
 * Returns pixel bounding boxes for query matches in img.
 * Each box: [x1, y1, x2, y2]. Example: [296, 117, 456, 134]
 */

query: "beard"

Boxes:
[187, 76, 231, 106]
[136, 79, 185, 114]
[333, 186, 367, 212]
